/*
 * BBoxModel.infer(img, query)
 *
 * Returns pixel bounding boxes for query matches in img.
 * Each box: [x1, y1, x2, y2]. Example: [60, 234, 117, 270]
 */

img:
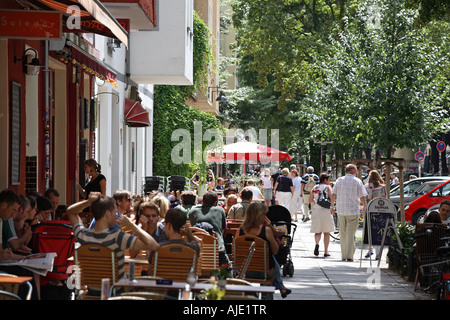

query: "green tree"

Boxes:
[231, 0, 353, 108]
[305, 0, 449, 155]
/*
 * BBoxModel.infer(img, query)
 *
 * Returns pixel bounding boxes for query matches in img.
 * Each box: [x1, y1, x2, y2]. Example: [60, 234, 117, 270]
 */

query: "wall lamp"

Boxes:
[92, 92, 120, 104]
[208, 86, 229, 104]
[14, 48, 43, 75]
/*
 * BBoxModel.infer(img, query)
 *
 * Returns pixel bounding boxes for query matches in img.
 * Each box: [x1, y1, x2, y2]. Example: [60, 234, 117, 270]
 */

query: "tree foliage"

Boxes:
[231, 0, 352, 108]
[305, 0, 449, 155]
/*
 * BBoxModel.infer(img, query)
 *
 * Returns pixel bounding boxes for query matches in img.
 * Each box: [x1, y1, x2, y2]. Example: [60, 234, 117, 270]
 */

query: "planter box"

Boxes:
[388, 246, 416, 282]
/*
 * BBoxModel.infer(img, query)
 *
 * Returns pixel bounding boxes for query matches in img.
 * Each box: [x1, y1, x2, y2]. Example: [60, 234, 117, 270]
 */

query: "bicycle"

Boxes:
[330, 213, 340, 240]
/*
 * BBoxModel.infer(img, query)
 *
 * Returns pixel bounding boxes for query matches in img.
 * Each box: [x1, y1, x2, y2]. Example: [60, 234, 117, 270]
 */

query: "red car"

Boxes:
[404, 179, 450, 224]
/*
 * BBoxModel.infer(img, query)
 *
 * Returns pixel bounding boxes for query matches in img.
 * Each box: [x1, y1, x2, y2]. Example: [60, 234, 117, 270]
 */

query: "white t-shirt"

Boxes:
[247, 186, 262, 198]
[292, 176, 302, 193]
[261, 176, 272, 189]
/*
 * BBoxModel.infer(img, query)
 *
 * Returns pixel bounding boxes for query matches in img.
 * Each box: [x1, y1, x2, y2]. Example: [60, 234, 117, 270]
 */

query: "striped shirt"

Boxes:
[73, 223, 137, 279]
[332, 174, 368, 216]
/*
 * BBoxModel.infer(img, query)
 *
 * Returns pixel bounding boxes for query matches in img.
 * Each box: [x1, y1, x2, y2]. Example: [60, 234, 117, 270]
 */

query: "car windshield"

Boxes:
[391, 181, 422, 196]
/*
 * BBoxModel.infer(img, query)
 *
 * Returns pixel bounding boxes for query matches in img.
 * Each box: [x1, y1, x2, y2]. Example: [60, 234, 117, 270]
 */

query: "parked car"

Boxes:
[404, 179, 450, 224]
[389, 177, 450, 209]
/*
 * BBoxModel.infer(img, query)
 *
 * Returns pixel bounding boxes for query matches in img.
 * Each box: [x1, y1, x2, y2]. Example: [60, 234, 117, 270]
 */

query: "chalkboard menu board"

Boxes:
[364, 198, 397, 246]
[10, 82, 21, 185]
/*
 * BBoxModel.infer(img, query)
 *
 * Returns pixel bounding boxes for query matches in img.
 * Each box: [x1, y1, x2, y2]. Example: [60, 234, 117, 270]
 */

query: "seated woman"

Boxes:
[235, 202, 291, 299]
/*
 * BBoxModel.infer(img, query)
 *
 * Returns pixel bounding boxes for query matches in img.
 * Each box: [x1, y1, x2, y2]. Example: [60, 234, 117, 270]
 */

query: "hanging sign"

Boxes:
[0, 10, 62, 40]
[437, 141, 446, 153]
[414, 151, 425, 162]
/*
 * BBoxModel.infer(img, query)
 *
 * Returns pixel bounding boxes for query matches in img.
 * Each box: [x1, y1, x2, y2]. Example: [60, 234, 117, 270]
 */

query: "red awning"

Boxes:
[26, 0, 129, 47]
[124, 99, 150, 127]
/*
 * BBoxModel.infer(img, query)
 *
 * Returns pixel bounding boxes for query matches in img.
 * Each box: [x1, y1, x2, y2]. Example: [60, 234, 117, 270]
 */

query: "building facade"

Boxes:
[0, 0, 207, 207]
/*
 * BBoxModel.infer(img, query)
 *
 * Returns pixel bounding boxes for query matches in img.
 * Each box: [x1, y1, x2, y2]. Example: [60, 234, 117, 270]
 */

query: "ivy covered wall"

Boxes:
[153, 12, 224, 177]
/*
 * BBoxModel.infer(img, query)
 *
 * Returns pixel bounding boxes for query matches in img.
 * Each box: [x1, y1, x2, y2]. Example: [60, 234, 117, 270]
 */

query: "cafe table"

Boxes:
[110, 278, 275, 300]
[0, 275, 33, 300]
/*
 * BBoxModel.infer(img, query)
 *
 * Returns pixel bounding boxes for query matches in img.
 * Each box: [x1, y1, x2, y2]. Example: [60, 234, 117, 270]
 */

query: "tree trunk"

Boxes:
[430, 140, 439, 174]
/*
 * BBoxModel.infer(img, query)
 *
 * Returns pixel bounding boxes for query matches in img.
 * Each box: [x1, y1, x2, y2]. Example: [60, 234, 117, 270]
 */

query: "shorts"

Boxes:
[263, 188, 273, 200]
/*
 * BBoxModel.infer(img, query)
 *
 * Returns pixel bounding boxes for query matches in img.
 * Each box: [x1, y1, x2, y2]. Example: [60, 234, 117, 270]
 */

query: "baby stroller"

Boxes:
[267, 205, 297, 277]
[31, 220, 76, 300]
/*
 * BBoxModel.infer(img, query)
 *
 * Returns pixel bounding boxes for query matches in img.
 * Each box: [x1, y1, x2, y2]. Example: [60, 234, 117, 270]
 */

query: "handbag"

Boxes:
[317, 187, 331, 209]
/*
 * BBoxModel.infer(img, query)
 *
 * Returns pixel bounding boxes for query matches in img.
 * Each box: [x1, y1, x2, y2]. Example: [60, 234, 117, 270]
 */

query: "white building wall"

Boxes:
[94, 33, 156, 196]
[129, 0, 193, 85]
[93, 1, 192, 195]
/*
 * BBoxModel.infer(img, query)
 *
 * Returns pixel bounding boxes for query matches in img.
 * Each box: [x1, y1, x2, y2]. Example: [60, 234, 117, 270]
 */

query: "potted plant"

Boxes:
[193, 164, 212, 197]
[211, 264, 230, 288]
[388, 222, 415, 280]
[200, 279, 226, 300]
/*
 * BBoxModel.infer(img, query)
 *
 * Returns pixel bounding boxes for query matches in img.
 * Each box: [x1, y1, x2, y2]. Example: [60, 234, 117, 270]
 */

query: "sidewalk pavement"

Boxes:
[273, 215, 433, 300]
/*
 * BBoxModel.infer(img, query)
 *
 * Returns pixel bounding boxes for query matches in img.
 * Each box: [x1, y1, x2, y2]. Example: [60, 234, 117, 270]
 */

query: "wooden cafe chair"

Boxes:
[74, 244, 118, 300]
[192, 231, 220, 279]
[149, 244, 198, 282]
[232, 235, 275, 286]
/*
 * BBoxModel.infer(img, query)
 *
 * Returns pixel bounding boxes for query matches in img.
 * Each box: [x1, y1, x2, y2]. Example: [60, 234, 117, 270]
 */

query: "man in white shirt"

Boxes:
[331, 164, 368, 261]
[246, 180, 264, 200]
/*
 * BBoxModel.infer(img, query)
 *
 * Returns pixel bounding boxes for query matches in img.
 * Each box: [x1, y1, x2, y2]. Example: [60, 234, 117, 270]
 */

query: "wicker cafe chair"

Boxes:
[414, 223, 447, 290]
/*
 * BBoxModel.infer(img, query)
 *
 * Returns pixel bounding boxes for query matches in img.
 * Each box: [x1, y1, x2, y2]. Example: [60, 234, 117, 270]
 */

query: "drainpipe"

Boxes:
[44, 40, 50, 189]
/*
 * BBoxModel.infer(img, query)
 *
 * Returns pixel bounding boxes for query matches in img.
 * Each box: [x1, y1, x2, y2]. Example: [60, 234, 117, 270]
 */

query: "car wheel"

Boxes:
[411, 209, 427, 225]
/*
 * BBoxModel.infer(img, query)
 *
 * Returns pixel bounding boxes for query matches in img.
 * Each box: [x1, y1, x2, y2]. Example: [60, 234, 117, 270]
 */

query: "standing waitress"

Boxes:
[78, 158, 107, 200]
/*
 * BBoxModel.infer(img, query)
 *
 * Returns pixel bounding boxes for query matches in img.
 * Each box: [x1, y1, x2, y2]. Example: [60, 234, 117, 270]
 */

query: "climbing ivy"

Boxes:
[153, 12, 223, 177]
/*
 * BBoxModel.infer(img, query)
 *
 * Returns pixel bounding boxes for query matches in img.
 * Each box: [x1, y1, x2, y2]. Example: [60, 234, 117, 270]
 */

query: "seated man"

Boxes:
[223, 194, 238, 215]
[223, 185, 238, 198]
[129, 201, 166, 259]
[5, 194, 33, 254]
[0, 189, 39, 300]
[44, 188, 60, 220]
[214, 177, 225, 192]
[35, 196, 53, 223]
[246, 180, 264, 200]
[160, 208, 201, 256]
[67, 192, 160, 282]
[189, 191, 228, 265]
[89, 189, 132, 229]
[175, 190, 197, 218]
[438, 200, 450, 224]
[227, 188, 253, 220]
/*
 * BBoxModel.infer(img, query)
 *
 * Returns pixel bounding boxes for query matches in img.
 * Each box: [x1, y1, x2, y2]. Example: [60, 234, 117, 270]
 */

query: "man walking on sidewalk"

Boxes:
[330, 164, 367, 261]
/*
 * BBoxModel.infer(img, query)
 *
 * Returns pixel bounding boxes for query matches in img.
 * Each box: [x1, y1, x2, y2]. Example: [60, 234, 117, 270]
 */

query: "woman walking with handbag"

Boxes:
[364, 170, 387, 260]
[309, 173, 334, 257]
